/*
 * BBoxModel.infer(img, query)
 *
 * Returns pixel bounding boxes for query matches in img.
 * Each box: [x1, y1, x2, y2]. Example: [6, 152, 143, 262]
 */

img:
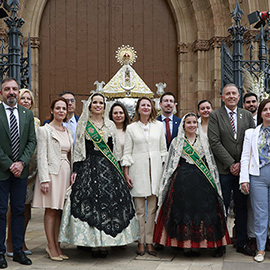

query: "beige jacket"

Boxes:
[121, 121, 167, 197]
[37, 124, 73, 183]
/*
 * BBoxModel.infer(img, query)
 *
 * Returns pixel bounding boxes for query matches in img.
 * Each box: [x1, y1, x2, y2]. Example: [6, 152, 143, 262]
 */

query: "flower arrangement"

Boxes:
[242, 68, 269, 102]
[252, 71, 269, 102]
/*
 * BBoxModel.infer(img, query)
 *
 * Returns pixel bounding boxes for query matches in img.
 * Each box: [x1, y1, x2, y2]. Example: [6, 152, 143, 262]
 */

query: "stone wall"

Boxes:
[1, 0, 270, 116]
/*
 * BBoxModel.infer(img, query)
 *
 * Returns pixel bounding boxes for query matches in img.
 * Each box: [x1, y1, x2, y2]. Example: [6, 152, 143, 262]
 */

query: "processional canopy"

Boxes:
[102, 45, 154, 99]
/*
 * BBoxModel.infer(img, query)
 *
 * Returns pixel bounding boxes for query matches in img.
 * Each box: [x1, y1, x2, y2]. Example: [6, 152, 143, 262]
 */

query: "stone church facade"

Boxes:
[0, 0, 269, 121]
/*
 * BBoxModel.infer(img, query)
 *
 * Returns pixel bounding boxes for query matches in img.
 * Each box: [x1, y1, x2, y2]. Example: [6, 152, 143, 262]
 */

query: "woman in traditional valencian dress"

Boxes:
[153, 113, 230, 257]
[59, 93, 138, 258]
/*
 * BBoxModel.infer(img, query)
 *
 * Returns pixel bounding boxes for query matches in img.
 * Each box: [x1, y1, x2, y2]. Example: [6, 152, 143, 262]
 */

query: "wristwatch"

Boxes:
[19, 160, 26, 167]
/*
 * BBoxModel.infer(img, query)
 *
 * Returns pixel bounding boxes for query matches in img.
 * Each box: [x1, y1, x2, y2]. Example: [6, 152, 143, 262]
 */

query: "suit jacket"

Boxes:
[157, 114, 181, 149]
[121, 121, 167, 197]
[0, 103, 36, 180]
[208, 106, 255, 174]
[37, 124, 73, 183]
[239, 125, 261, 184]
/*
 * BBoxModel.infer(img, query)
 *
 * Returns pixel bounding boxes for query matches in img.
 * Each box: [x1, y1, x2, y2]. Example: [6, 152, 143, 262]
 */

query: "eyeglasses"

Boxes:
[65, 98, 76, 103]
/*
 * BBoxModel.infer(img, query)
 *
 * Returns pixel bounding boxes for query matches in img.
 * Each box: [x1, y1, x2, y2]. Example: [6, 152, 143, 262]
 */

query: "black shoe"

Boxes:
[91, 249, 99, 258]
[77, 246, 92, 252]
[99, 249, 108, 258]
[236, 245, 256, 256]
[247, 238, 257, 253]
[184, 250, 200, 257]
[265, 238, 270, 251]
[0, 254, 7, 269]
[213, 246, 226, 257]
[154, 243, 164, 251]
[13, 251, 32, 265]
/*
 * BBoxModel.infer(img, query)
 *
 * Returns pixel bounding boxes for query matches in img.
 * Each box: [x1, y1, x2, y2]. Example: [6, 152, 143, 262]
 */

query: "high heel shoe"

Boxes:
[45, 247, 63, 261]
[59, 254, 69, 260]
[146, 244, 157, 256]
[136, 244, 145, 256]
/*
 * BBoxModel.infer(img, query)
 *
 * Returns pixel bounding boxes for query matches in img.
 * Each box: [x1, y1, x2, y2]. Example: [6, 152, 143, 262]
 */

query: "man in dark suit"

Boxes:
[157, 92, 181, 149]
[43, 91, 79, 142]
[0, 78, 36, 268]
[208, 83, 255, 256]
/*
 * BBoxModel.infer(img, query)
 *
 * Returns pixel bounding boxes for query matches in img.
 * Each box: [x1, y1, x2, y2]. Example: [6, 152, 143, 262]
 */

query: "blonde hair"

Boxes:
[133, 96, 157, 122]
[19, 88, 35, 110]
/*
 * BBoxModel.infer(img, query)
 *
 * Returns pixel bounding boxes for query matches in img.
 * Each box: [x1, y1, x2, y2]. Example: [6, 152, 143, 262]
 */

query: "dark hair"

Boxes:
[89, 93, 106, 110]
[183, 113, 198, 129]
[197, 99, 212, 111]
[59, 91, 75, 97]
[109, 102, 130, 131]
[1, 77, 18, 90]
[243, 92, 258, 103]
[257, 99, 270, 125]
[159, 92, 176, 103]
[49, 97, 68, 122]
[133, 96, 157, 122]
[2, 77, 18, 84]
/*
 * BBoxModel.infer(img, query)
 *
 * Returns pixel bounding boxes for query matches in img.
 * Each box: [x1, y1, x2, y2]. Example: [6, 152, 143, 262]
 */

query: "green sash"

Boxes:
[183, 138, 217, 192]
[85, 120, 124, 179]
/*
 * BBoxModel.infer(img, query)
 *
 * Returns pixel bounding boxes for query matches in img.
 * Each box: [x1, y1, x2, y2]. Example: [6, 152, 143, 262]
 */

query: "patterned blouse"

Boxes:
[258, 126, 270, 168]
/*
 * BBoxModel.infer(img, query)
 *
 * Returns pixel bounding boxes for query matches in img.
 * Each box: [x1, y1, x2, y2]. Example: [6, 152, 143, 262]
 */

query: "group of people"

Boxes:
[1, 77, 270, 269]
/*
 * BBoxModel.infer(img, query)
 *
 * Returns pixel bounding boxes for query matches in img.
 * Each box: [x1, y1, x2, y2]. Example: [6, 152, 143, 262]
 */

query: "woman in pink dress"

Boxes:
[33, 97, 73, 261]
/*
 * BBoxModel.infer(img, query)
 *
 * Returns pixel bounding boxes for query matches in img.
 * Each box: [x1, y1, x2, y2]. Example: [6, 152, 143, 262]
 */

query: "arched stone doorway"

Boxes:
[38, 0, 178, 122]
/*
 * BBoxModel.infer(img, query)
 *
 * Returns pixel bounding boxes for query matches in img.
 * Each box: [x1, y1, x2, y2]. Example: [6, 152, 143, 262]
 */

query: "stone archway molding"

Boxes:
[20, 0, 47, 116]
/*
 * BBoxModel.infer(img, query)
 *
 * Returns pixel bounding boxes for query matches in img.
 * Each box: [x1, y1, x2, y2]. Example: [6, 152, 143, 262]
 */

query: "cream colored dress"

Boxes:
[33, 128, 71, 210]
[116, 128, 125, 156]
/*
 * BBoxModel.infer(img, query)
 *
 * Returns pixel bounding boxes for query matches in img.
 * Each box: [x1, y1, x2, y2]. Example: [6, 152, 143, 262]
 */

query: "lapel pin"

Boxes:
[23, 111, 25, 113]
[239, 113, 242, 119]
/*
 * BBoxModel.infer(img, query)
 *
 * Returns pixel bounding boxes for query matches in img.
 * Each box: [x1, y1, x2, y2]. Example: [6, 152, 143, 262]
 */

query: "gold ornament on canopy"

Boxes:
[103, 45, 154, 99]
[115, 45, 137, 66]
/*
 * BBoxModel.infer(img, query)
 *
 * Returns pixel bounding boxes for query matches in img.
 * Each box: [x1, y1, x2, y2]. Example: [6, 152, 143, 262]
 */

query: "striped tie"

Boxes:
[8, 107, 20, 161]
[229, 111, 236, 134]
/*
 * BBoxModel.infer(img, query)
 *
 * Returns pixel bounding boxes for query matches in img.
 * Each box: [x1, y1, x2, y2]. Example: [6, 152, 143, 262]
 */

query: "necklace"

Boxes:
[92, 120, 105, 137]
[185, 134, 197, 145]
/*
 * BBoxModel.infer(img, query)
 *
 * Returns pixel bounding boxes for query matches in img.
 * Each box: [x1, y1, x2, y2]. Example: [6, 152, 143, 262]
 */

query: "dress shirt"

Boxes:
[161, 114, 173, 137]
[225, 106, 237, 133]
[3, 102, 20, 135]
[253, 114, 257, 126]
[63, 114, 77, 142]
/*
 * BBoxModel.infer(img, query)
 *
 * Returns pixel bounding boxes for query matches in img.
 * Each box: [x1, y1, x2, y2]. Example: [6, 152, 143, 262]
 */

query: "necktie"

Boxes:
[229, 111, 236, 136]
[8, 108, 20, 161]
[164, 118, 171, 143]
